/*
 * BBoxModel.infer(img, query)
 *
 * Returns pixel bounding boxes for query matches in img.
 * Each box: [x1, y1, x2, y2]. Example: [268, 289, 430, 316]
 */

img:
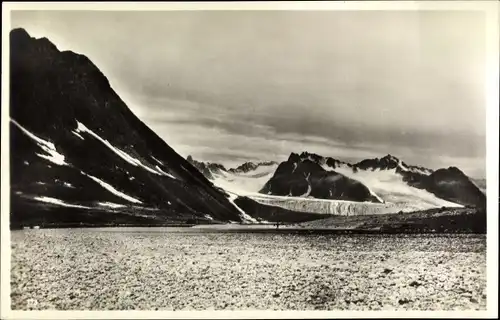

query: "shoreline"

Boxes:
[10, 206, 486, 234]
[11, 224, 486, 235]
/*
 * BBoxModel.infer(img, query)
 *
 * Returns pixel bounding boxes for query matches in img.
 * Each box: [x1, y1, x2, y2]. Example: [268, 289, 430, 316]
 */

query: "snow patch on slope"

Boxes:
[75, 121, 175, 179]
[81, 171, 142, 204]
[225, 191, 258, 223]
[12, 119, 68, 166]
[369, 189, 385, 203]
[299, 173, 312, 197]
[34, 196, 90, 209]
[154, 165, 176, 179]
[209, 164, 278, 196]
[98, 202, 126, 209]
[72, 131, 84, 140]
[329, 166, 462, 209]
[151, 156, 164, 165]
[395, 160, 432, 175]
[398, 159, 409, 171]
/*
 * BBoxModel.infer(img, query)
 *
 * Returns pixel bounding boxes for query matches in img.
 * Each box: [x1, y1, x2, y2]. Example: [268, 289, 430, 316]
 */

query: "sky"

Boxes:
[11, 10, 487, 178]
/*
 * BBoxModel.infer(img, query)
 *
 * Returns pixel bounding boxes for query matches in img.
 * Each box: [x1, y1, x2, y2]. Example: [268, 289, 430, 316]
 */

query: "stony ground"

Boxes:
[11, 229, 486, 310]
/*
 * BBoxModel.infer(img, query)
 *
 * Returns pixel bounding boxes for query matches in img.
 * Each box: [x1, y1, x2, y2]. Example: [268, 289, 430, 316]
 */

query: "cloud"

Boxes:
[135, 93, 485, 161]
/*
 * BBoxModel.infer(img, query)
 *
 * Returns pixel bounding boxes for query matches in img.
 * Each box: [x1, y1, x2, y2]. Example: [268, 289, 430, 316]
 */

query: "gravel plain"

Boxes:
[11, 228, 486, 311]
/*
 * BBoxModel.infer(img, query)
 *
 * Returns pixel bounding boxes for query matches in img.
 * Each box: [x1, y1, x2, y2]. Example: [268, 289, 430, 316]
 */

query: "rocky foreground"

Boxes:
[11, 229, 486, 310]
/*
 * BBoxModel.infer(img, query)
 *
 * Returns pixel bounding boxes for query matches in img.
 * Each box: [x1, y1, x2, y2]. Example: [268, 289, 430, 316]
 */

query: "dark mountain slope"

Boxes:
[9, 28, 244, 227]
[402, 167, 486, 208]
[352, 154, 484, 207]
[470, 178, 486, 193]
[260, 153, 382, 203]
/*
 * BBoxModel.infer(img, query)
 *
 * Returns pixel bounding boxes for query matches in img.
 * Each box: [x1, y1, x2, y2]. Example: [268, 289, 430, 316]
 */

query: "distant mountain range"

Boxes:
[187, 157, 279, 195]
[229, 161, 279, 174]
[265, 152, 485, 208]
[186, 156, 278, 180]
[189, 152, 486, 215]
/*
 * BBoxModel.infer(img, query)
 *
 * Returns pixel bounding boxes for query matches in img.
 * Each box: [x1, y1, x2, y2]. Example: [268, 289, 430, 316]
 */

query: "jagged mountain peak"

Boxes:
[299, 151, 318, 158]
[286, 150, 438, 176]
[287, 152, 300, 162]
[299, 151, 324, 160]
[446, 166, 463, 173]
[11, 28, 62, 56]
[354, 154, 406, 171]
[227, 160, 278, 174]
[380, 154, 400, 163]
[287, 151, 347, 169]
[11, 28, 32, 41]
[433, 166, 468, 179]
[260, 160, 279, 166]
[230, 162, 258, 173]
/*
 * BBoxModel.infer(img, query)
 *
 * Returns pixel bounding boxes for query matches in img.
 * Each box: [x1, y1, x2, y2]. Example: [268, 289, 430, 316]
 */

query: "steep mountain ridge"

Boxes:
[9, 28, 248, 227]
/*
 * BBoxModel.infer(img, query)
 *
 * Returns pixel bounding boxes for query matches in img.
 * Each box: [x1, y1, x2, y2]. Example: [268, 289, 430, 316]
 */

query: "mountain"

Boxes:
[186, 156, 227, 180]
[260, 153, 383, 203]
[470, 178, 486, 194]
[187, 157, 278, 176]
[261, 152, 485, 209]
[9, 28, 251, 228]
[402, 166, 486, 208]
[184, 152, 484, 217]
[187, 157, 279, 196]
[228, 161, 278, 174]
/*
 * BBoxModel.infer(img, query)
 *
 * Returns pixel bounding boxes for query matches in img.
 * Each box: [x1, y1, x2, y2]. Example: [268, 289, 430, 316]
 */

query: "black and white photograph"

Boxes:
[1, 1, 498, 318]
